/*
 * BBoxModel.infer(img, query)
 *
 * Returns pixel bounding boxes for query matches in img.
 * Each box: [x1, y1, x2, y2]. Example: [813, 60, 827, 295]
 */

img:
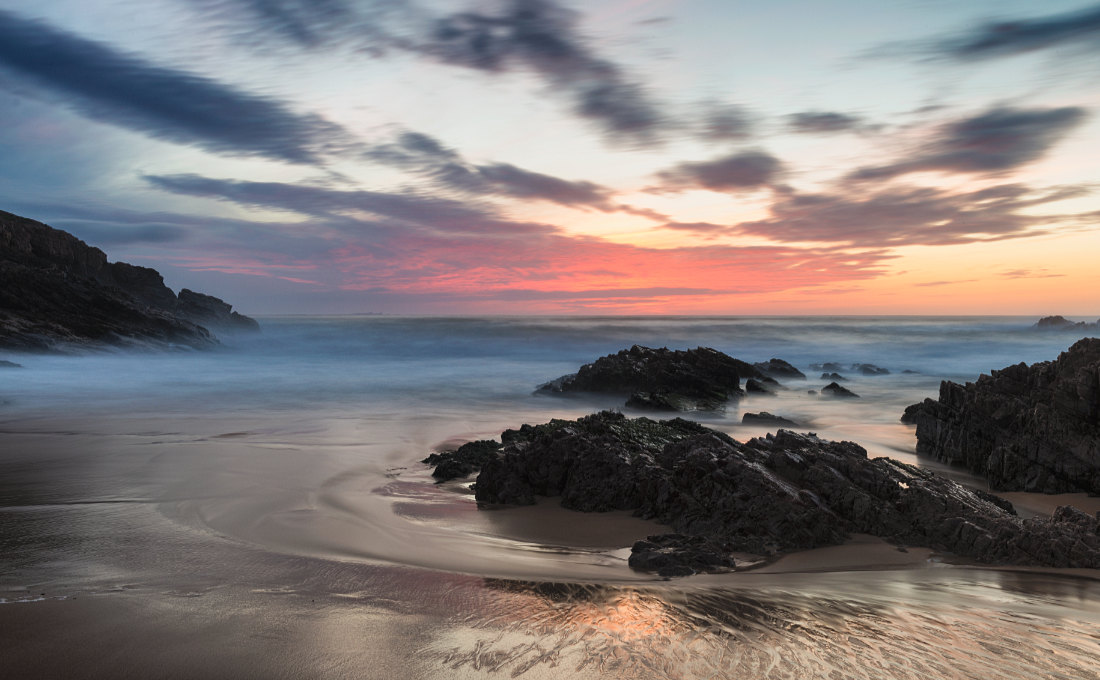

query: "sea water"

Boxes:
[1, 316, 1098, 679]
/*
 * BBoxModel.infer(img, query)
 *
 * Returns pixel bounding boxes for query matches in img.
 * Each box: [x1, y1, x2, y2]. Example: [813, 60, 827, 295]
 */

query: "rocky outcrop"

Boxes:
[0, 209, 258, 350]
[753, 358, 805, 380]
[423, 440, 503, 481]
[537, 345, 767, 411]
[903, 339, 1100, 494]
[821, 382, 859, 398]
[177, 289, 260, 332]
[852, 363, 890, 376]
[429, 411, 1100, 576]
[821, 372, 846, 381]
[0, 360, 20, 368]
[1033, 316, 1099, 331]
[741, 412, 799, 427]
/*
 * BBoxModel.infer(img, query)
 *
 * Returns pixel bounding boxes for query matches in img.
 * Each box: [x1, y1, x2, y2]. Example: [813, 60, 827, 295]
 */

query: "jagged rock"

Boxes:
[176, 289, 260, 332]
[423, 440, 503, 481]
[0, 209, 256, 350]
[1034, 315, 1099, 331]
[742, 412, 799, 427]
[537, 345, 763, 411]
[821, 372, 846, 381]
[852, 363, 890, 376]
[0, 360, 20, 368]
[753, 358, 806, 380]
[439, 411, 1100, 576]
[903, 339, 1100, 494]
[629, 534, 738, 578]
[822, 382, 859, 398]
[745, 378, 776, 395]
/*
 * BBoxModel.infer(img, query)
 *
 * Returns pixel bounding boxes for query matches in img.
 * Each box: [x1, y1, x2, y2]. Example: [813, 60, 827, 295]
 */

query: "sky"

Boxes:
[1, 0, 1099, 316]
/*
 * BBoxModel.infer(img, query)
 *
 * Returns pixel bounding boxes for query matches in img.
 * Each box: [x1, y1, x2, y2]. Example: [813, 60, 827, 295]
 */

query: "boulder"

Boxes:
[537, 345, 764, 411]
[745, 378, 776, 395]
[431, 411, 1100, 576]
[820, 372, 846, 381]
[753, 358, 806, 380]
[423, 440, 503, 481]
[821, 382, 859, 398]
[903, 338, 1100, 494]
[741, 412, 800, 427]
[851, 363, 890, 376]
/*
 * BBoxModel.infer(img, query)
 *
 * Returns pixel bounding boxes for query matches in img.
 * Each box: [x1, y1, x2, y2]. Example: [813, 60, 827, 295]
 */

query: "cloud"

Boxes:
[696, 104, 754, 140]
[734, 183, 1088, 247]
[0, 9, 351, 163]
[849, 106, 1087, 180]
[787, 111, 865, 134]
[144, 173, 557, 236]
[937, 3, 1100, 60]
[655, 151, 783, 192]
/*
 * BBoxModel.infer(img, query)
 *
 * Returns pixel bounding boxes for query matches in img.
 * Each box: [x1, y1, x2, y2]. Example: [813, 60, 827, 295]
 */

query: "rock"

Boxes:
[176, 289, 260, 332]
[745, 378, 776, 395]
[820, 372, 846, 381]
[821, 382, 859, 398]
[903, 339, 1100, 494]
[742, 412, 799, 427]
[810, 362, 844, 372]
[0, 209, 257, 350]
[753, 358, 806, 380]
[1033, 315, 1099, 331]
[537, 345, 763, 411]
[851, 363, 890, 376]
[423, 440, 503, 481]
[0, 360, 21, 368]
[455, 412, 1100, 575]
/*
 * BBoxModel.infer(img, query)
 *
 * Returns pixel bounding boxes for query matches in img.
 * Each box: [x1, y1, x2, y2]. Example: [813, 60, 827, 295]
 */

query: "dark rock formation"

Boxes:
[810, 362, 844, 372]
[821, 382, 859, 398]
[431, 411, 1100, 576]
[820, 372, 846, 381]
[1033, 315, 1099, 331]
[742, 412, 799, 427]
[852, 363, 890, 376]
[0, 210, 258, 350]
[177, 289, 260, 332]
[628, 534, 738, 578]
[903, 339, 1100, 494]
[0, 360, 20, 368]
[744, 378, 776, 395]
[423, 440, 503, 481]
[538, 345, 765, 411]
[753, 358, 806, 380]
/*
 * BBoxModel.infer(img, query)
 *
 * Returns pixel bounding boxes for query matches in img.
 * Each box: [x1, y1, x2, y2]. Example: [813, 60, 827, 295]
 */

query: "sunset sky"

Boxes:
[1, 0, 1098, 315]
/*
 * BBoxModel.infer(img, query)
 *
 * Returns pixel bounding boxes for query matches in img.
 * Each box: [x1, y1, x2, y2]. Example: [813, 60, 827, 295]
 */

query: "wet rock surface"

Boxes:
[537, 345, 767, 411]
[430, 411, 1100, 576]
[821, 382, 859, 398]
[742, 412, 800, 427]
[820, 372, 847, 381]
[0, 209, 257, 350]
[753, 358, 806, 380]
[904, 338, 1100, 494]
[423, 440, 503, 481]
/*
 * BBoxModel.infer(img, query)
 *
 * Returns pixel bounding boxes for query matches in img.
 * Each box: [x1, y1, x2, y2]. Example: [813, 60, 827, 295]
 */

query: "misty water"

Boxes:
[2, 316, 1099, 678]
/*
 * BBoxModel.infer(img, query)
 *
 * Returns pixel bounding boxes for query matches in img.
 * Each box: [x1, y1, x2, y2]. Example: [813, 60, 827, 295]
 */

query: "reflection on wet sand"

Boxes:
[426, 575, 1100, 679]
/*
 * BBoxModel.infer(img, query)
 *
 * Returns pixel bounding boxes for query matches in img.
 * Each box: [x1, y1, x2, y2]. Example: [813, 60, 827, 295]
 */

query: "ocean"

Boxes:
[1, 316, 1098, 679]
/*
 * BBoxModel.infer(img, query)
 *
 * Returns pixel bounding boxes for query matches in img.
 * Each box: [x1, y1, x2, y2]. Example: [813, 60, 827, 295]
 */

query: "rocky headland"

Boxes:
[0, 209, 257, 351]
[1033, 315, 1100, 331]
[428, 411, 1100, 577]
[536, 345, 776, 412]
[903, 338, 1100, 495]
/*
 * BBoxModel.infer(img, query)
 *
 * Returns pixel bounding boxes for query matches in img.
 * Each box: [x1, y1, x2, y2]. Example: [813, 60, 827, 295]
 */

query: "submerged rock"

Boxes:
[820, 372, 846, 381]
[0, 209, 258, 350]
[430, 411, 1100, 576]
[537, 345, 765, 411]
[753, 358, 806, 380]
[741, 412, 800, 427]
[0, 359, 20, 368]
[903, 338, 1100, 494]
[821, 382, 859, 398]
[851, 363, 890, 376]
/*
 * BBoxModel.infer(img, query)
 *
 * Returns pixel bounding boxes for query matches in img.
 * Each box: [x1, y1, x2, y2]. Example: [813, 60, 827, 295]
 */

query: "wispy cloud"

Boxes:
[849, 106, 1087, 180]
[787, 111, 867, 134]
[936, 3, 1100, 61]
[654, 151, 783, 192]
[0, 9, 353, 164]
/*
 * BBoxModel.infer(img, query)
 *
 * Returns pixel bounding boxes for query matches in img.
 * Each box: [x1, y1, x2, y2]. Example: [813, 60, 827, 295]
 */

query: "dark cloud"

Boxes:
[421, 0, 663, 143]
[937, 3, 1100, 60]
[735, 183, 1085, 247]
[656, 151, 783, 192]
[0, 9, 350, 163]
[850, 106, 1087, 180]
[144, 173, 558, 236]
[697, 105, 754, 140]
[787, 111, 864, 134]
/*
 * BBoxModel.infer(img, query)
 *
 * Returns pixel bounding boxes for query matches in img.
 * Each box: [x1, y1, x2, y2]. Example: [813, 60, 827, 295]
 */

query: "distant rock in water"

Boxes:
[821, 382, 859, 398]
[903, 339, 1100, 494]
[752, 358, 806, 380]
[537, 345, 768, 411]
[0, 359, 21, 368]
[744, 378, 777, 395]
[0, 209, 258, 350]
[851, 363, 890, 376]
[428, 411, 1100, 577]
[820, 372, 846, 381]
[741, 411, 800, 427]
[1033, 315, 1099, 331]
